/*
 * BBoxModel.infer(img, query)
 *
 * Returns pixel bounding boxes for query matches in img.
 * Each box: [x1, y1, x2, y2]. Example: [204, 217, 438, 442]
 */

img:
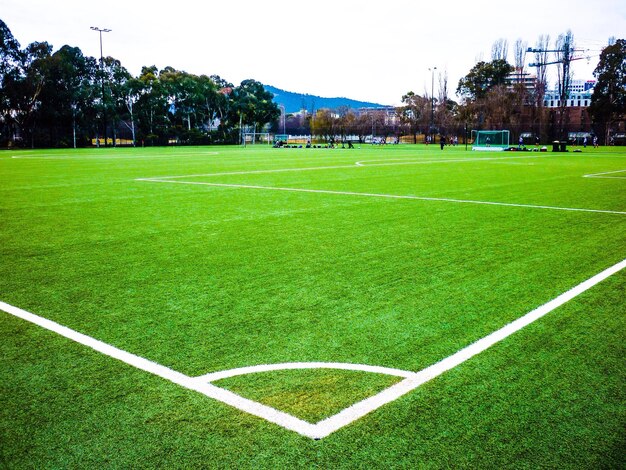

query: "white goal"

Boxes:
[242, 132, 271, 146]
[472, 130, 510, 151]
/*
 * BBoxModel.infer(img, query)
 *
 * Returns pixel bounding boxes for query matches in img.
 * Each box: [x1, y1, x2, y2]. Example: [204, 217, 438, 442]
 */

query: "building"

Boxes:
[543, 79, 596, 108]
[357, 106, 399, 126]
[505, 68, 537, 93]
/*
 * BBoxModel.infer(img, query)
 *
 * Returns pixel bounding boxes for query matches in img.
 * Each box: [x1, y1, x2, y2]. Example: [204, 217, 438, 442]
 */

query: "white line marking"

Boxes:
[312, 257, 626, 438]
[354, 158, 429, 166]
[10, 152, 219, 160]
[138, 154, 552, 180]
[138, 179, 626, 215]
[1, 258, 624, 439]
[583, 169, 626, 179]
[0, 300, 319, 437]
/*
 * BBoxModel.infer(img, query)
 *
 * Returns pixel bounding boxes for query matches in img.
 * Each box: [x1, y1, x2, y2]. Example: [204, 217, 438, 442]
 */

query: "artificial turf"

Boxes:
[1, 144, 624, 468]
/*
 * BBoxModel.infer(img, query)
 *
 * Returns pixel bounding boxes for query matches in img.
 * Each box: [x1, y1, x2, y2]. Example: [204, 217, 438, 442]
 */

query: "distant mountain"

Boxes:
[264, 85, 387, 114]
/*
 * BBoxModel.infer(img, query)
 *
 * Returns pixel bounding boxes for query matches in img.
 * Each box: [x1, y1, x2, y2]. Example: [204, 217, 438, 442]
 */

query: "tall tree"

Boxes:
[5, 41, 53, 147]
[397, 91, 428, 143]
[457, 59, 514, 132]
[231, 79, 280, 137]
[100, 57, 132, 146]
[36, 45, 97, 147]
[491, 38, 509, 62]
[311, 109, 335, 142]
[555, 30, 575, 139]
[589, 39, 626, 143]
[133, 66, 169, 145]
[457, 59, 513, 101]
[532, 35, 550, 105]
[0, 20, 22, 145]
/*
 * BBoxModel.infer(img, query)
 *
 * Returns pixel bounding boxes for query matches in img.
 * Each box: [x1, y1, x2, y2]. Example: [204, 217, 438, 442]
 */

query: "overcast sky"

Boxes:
[2, 0, 625, 105]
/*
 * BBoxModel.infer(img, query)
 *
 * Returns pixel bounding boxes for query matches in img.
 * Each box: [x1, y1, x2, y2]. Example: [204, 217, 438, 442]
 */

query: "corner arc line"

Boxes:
[196, 362, 417, 383]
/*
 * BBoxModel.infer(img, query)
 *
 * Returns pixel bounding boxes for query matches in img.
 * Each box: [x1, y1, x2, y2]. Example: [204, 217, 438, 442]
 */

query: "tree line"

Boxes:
[396, 33, 625, 144]
[0, 19, 279, 148]
[1, 19, 624, 148]
[273, 33, 624, 146]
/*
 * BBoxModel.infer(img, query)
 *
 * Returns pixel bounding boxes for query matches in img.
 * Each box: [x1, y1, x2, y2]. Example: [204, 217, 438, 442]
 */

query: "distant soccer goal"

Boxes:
[242, 133, 271, 146]
[472, 130, 510, 151]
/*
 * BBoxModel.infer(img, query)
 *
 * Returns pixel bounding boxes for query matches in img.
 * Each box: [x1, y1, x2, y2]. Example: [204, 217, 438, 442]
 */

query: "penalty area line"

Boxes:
[138, 179, 626, 216]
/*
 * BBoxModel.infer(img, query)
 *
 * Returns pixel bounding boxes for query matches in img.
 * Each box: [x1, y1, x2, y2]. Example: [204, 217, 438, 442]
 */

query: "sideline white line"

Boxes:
[138, 179, 626, 216]
[1, 258, 624, 439]
[10, 152, 219, 160]
[583, 169, 626, 179]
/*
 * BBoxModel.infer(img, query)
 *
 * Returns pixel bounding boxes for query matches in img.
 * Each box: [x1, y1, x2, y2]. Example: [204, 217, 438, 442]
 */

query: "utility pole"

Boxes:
[279, 104, 286, 134]
[91, 26, 111, 147]
[429, 67, 437, 144]
[528, 35, 584, 141]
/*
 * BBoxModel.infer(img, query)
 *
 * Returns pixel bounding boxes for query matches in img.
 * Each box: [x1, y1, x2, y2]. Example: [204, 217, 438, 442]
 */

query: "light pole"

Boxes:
[91, 26, 111, 147]
[279, 104, 286, 135]
[429, 67, 437, 144]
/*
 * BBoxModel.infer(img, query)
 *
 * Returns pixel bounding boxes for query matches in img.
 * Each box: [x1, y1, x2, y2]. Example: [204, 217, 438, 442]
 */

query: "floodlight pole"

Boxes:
[91, 26, 111, 147]
[279, 104, 286, 134]
[429, 67, 437, 143]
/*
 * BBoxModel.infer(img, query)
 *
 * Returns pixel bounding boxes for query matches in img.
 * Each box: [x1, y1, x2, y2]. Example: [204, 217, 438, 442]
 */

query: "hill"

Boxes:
[264, 85, 387, 114]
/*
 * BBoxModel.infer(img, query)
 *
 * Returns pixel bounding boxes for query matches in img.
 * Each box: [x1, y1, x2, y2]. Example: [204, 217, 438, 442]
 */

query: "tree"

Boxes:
[311, 109, 335, 142]
[532, 35, 550, 106]
[0, 19, 23, 144]
[457, 59, 513, 101]
[133, 66, 169, 145]
[555, 30, 575, 139]
[4, 41, 53, 147]
[121, 76, 141, 146]
[231, 79, 280, 138]
[530, 34, 551, 141]
[397, 91, 428, 143]
[491, 38, 509, 62]
[589, 39, 626, 143]
[35, 45, 97, 147]
[457, 59, 514, 133]
[102, 57, 132, 146]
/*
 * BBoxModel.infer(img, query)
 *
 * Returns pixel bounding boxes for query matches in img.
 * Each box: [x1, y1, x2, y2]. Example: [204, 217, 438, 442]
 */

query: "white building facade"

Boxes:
[544, 79, 596, 108]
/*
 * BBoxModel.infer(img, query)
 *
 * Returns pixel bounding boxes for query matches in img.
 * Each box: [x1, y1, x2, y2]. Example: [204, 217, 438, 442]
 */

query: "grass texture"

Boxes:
[1, 144, 624, 468]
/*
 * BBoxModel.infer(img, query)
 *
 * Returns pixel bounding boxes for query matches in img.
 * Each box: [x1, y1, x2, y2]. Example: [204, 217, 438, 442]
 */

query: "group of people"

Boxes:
[581, 136, 600, 148]
[274, 138, 356, 149]
[436, 135, 459, 149]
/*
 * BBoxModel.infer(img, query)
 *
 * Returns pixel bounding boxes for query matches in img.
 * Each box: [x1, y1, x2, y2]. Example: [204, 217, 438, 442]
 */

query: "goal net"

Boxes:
[472, 130, 510, 151]
[242, 132, 271, 146]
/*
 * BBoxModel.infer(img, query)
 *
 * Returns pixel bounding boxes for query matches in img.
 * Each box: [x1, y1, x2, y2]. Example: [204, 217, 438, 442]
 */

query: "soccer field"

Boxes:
[1, 145, 624, 468]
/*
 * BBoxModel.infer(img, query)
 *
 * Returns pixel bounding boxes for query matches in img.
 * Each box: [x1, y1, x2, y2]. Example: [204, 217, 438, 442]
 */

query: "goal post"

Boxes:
[472, 130, 510, 151]
[242, 132, 271, 146]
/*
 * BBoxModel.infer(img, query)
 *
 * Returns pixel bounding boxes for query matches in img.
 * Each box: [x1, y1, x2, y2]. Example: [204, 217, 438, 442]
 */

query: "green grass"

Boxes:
[1, 144, 624, 468]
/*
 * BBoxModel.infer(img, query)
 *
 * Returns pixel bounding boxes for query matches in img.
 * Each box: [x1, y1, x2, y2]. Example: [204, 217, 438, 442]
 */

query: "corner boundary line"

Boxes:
[1, 258, 624, 439]
[0, 300, 319, 438]
[311, 257, 626, 438]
